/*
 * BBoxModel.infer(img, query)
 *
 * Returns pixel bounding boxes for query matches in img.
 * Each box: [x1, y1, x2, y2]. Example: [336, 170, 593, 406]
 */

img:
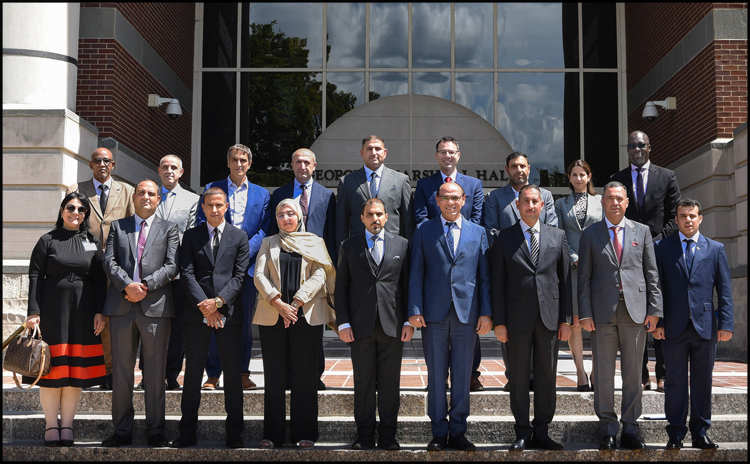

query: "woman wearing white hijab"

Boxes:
[254, 198, 335, 450]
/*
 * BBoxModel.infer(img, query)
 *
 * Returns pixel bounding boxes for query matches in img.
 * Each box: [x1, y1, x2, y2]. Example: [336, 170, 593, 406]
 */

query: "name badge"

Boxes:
[83, 242, 98, 252]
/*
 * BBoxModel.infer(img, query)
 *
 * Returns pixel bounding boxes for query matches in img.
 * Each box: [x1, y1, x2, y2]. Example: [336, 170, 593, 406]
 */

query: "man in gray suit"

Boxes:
[578, 181, 662, 451]
[336, 135, 414, 246]
[101, 179, 180, 448]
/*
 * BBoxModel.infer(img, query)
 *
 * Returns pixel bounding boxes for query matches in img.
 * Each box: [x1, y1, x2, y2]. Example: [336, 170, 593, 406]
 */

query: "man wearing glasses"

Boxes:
[67, 147, 135, 390]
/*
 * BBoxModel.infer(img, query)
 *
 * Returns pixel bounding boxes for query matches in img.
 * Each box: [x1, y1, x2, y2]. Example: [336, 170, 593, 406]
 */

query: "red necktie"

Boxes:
[610, 226, 622, 262]
[137, 220, 147, 280]
[445, 176, 452, 183]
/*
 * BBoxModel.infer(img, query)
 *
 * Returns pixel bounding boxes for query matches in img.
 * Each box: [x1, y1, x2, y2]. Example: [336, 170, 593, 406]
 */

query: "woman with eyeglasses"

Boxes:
[554, 160, 603, 392]
[24, 192, 107, 446]
[253, 199, 336, 450]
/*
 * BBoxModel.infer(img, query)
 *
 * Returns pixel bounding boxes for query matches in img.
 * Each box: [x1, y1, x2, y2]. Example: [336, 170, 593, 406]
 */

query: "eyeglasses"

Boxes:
[276, 211, 297, 219]
[438, 195, 463, 202]
[627, 143, 649, 150]
[65, 205, 87, 214]
[437, 150, 458, 157]
[92, 158, 113, 165]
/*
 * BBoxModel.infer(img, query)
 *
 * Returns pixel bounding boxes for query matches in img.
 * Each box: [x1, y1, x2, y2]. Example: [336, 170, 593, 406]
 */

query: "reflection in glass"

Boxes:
[201, 72, 236, 186]
[327, 3, 365, 68]
[455, 4, 494, 68]
[582, 3, 617, 68]
[327, 73, 364, 127]
[240, 72, 322, 186]
[369, 72, 407, 99]
[203, 4, 237, 68]
[412, 3, 450, 68]
[497, 73, 571, 185]
[498, 3, 578, 69]
[583, 73, 619, 185]
[456, 73, 494, 125]
[413, 73, 451, 100]
[242, 3, 322, 68]
[370, 3, 408, 68]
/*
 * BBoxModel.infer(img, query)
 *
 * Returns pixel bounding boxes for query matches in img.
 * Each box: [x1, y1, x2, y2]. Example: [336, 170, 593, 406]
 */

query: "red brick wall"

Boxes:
[715, 40, 748, 135]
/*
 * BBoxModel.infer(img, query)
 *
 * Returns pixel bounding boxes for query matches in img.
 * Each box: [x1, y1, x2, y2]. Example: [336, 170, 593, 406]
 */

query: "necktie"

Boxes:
[369, 235, 381, 266]
[99, 184, 108, 212]
[610, 226, 623, 263]
[299, 184, 308, 226]
[446, 222, 456, 259]
[636, 167, 645, 211]
[684, 238, 694, 273]
[445, 176, 452, 183]
[527, 227, 539, 266]
[137, 220, 147, 280]
[370, 172, 379, 198]
[212, 228, 220, 259]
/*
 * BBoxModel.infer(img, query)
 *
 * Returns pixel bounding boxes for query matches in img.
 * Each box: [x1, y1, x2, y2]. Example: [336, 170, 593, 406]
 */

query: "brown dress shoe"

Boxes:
[470, 375, 484, 392]
[656, 378, 665, 393]
[242, 373, 257, 389]
[202, 377, 220, 390]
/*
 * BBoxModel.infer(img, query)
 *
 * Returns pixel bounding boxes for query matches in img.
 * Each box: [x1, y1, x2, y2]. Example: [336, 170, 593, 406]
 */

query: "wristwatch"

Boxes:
[291, 300, 301, 309]
[214, 297, 224, 308]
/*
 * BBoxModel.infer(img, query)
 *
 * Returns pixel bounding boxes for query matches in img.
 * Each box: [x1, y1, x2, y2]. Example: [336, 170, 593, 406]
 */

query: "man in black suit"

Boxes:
[270, 148, 336, 389]
[611, 130, 681, 392]
[336, 198, 413, 450]
[492, 184, 572, 451]
[171, 187, 250, 449]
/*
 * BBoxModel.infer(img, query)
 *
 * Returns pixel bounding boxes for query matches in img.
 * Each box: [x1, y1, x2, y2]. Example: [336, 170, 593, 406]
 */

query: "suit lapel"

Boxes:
[619, 219, 636, 268]
[564, 195, 581, 231]
[354, 168, 371, 199]
[433, 219, 455, 262]
[379, 232, 395, 276]
[81, 181, 104, 220]
[141, 216, 162, 259]
[200, 224, 215, 267]
[669, 234, 689, 278]
[106, 180, 123, 217]
[125, 216, 138, 260]
[270, 237, 281, 277]
[453, 220, 469, 261]
[358, 234, 376, 277]
[594, 220, 618, 264]
[307, 182, 319, 218]
[214, 225, 231, 264]
[642, 165, 659, 212]
[377, 167, 394, 199]
[512, 222, 534, 265]
[504, 185, 520, 222]
[585, 194, 601, 228]
[688, 234, 708, 280]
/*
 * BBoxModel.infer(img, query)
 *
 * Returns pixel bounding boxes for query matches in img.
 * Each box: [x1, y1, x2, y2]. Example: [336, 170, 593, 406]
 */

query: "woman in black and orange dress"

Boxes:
[24, 192, 107, 446]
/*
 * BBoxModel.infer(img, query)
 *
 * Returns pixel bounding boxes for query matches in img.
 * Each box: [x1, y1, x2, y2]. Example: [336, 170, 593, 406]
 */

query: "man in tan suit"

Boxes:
[67, 147, 135, 389]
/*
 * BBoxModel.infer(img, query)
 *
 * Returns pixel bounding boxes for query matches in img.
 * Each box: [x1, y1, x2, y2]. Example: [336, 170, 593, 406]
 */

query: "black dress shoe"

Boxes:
[147, 434, 169, 447]
[509, 438, 527, 451]
[447, 433, 476, 451]
[528, 378, 534, 391]
[226, 436, 245, 448]
[318, 380, 327, 391]
[692, 436, 719, 450]
[503, 383, 511, 392]
[470, 375, 484, 392]
[666, 438, 683, 450]
[620, 433, 646, 450]
[427, 436, 447, 451]
[99, 374, 113, 390]
[377, 438, 400, 450]
[599, 435, 616, 450]
[102, 434, 132, 447]
[531, 434, 564, 450]
[351, 437, 374, 450]
[59, 426, 74, 447]
[166, 379, 182, 391]
[44, 427, 60, 447]
[171, 435, 197, 448]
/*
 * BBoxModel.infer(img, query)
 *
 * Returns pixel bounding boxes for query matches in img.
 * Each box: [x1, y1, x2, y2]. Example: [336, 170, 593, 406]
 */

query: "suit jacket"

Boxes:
[483, 183, 557, 242]
[408, 217, 491, 324]
[611, 164, 681, 241]
[491, 222, 572, 332]
[67, 178, 135, 250]
[577, 218, 662, 324]
[103, 215, 180, 317]
[157, 183, 199, 241]
[554, 193, 603, 264]
[335, 232, 410, 339]
[269, 180, 337, 262]
[195, 177, 270, 276]
[179, 222, 250, 326]
[414, 171, 483, 227]
[336, 166, 414, 246]
[655, 233, 733, 340]
[253, 234, 335, 327]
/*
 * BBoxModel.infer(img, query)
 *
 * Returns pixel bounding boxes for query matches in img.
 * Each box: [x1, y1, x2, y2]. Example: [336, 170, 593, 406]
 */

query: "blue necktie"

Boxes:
[446, 222, 456, 259]
[684, 238, 694, 273]
[370, 172, 379, 199]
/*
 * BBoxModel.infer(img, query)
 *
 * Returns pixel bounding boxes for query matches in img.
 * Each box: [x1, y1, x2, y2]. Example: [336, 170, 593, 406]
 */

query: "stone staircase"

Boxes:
[3, 386, 748, 461]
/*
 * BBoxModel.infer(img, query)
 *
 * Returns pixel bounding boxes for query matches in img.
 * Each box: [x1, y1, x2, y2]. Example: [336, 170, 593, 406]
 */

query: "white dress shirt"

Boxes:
[440, 170, 458, 182]
[133, 213, 157, 283]
[227, 176, 249, 227]
[206, 220, 227, 243]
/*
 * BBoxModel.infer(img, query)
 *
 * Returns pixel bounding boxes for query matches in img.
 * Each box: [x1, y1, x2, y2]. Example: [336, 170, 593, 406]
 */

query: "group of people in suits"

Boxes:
[39, 129, 733, 452]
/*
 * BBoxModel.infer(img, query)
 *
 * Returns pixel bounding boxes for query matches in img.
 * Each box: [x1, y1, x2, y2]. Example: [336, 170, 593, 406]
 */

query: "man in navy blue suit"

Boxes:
[414, 136, 486, 392]
[653, 198, 733, 451]
[409, 181, 492, 452]
[269, 148, 336, 389]
[195, 144, 270, 390]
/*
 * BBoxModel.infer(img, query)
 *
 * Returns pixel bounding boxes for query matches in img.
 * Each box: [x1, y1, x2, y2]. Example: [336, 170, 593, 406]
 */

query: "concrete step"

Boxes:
[3, 413, 747, 445]
[2, 441, 748, 462]
[3, 387, 746, 416]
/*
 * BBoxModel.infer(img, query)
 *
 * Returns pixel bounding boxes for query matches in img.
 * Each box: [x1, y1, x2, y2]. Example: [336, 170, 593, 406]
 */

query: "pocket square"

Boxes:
[393, 255, 401, 259]
[632, 241, 639, 246]
[390, 185, 396, 191]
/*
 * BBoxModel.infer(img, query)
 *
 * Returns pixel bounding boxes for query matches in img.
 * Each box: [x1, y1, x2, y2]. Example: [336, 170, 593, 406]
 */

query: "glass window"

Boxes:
[369, 72, 408, 99]
[583, 72, 619, 185]
[413, 73, 451, 100]
[456, 73, 494, 125]
[497, 73, 573, 186]
[241, 3, 323, 68]
[327, 72, 365, 127]
[202, 3, 237, 68]
[582, 3, 617, 69]
[201, 72, 236, 185]
[239, 72, 322, 186]
[327, 3, 365, 68]
[369, 3, 408, 68]
[412, 3, 451, 68]
[497, 3, 578, 69]
[455, 3, 494, 68]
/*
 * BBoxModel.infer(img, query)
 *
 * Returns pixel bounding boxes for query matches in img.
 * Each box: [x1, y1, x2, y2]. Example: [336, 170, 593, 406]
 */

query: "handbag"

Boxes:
[3, 325, 51, 389]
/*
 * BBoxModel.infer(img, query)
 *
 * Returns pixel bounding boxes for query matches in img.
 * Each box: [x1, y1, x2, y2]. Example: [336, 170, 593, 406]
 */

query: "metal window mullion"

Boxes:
[408, 3, 412, 94]
[365, 3, 370, 103]
[451, 2, 455, 102]
[192, 2, 205, 190]
[235, 2, 242, 144]
[578, 2, 585, 161]
[493, 2, 498, 133]
[322, 3, 327, 132]
[617, 2, 629, 169]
